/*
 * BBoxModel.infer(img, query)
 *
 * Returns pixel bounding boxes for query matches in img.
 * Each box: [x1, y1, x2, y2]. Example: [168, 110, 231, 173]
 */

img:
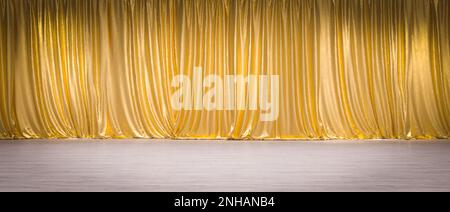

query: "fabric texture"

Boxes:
[1, 0, 449, 139]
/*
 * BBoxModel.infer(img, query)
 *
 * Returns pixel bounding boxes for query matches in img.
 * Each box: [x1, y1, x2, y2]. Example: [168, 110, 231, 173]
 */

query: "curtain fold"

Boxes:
[0, 0, 449, 139]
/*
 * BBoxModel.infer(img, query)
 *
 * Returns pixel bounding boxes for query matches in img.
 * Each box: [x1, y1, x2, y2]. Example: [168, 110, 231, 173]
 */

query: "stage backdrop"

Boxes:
[1, 0, 449, 139]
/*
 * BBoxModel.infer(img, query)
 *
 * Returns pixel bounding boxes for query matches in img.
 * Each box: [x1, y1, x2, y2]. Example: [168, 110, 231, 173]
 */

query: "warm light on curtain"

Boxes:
[0, 0, 449, 139]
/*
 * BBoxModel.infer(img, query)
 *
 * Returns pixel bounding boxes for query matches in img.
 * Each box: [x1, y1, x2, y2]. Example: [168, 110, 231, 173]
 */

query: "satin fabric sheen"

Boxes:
[1, 0, 449, 139]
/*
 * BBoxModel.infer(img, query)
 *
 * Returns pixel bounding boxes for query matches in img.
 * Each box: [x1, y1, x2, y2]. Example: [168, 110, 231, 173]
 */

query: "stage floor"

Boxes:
[0, 139, 449, 192]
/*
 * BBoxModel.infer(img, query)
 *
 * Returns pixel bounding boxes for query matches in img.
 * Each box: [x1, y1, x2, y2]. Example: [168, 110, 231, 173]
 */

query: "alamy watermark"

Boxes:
[170, 67, 279, 121]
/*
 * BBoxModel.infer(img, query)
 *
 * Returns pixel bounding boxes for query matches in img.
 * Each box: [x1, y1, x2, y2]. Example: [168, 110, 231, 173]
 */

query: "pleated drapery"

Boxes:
[1, 0, 449, 139]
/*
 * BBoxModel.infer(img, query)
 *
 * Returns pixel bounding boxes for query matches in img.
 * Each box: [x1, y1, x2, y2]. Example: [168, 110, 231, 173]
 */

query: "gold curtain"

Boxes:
[0, 0, 449, 139]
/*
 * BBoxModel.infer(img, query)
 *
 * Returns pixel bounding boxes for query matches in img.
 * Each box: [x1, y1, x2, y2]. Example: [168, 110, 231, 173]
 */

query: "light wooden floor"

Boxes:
[0, 139, 449, 191]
